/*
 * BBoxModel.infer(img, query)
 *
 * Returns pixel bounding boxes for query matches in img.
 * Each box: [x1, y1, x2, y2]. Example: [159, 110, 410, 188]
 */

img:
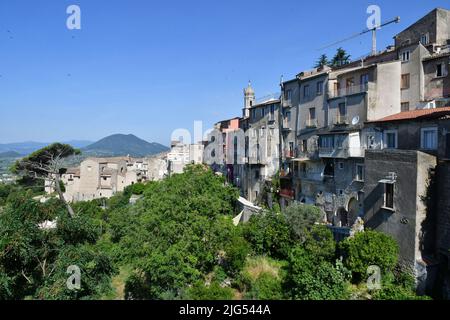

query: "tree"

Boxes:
[339, 230, 399, 281]
[243, 211, 293, 259]
[331, 47, 351, 67]
[314, 54, 329, 68]
[285, 246, 350, 300]
[12, 143, 80, 217]
[283, 203, 323, 242]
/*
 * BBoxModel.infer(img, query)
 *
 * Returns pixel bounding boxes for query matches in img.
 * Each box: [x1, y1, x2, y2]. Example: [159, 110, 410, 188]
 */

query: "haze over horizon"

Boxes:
[1, 0, 449, 145]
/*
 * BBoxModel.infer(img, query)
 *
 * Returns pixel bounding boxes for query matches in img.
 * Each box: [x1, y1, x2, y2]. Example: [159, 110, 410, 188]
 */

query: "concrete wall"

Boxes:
[394, 9, 443, 47]
[423, 56, 450, 101]
[400, 44, 430, 109]
[364, 150, 436, 271]
[371, 61, 402, 121]
[298, 73, 328, 131]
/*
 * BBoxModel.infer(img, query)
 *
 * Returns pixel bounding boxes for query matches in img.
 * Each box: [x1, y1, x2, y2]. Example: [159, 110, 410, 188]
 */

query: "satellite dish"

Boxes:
[352, 116, 360, 125]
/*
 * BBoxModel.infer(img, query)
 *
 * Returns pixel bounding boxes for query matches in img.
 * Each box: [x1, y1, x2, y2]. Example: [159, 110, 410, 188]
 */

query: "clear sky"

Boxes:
[0, 0, 449, 145]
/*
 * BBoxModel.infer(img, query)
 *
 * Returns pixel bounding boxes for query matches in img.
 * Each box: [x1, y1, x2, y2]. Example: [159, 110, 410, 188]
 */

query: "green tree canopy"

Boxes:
[331, 47, 351, 67]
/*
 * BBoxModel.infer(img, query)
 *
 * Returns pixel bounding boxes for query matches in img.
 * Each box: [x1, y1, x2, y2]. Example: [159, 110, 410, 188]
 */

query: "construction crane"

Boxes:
[319, 16, 400, 56]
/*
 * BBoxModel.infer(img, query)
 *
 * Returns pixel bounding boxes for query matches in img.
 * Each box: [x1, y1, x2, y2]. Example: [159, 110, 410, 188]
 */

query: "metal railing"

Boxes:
[328, 83, 369, 99]
[305, 119, 318, 128]
[335, 115, 348, 125]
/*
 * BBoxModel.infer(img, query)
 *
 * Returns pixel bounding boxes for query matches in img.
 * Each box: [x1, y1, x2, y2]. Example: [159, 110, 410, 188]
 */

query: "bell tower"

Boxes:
[243, 81, 255, 119]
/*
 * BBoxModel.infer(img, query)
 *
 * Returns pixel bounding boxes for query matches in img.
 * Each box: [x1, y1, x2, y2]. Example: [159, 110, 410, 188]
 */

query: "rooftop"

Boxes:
[370, 106, 450, 123]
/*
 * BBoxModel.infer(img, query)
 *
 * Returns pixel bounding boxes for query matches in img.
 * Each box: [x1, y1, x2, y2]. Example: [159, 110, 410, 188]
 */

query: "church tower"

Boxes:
[243, 81, 255, 119]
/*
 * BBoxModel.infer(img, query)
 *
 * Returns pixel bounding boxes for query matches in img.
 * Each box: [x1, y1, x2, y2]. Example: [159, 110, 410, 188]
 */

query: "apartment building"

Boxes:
[278, 8, 450, 228]
[205, 83, 281, 204]
[363, 107, 450, 295]
[167, 141, 204, 175]
[241, 96, 281, 203]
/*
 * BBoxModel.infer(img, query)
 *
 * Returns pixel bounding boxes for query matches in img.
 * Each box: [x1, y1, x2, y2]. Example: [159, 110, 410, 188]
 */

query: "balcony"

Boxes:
[334, 115, 348, 125]
[296, 148, 319, 161]
[282, 120, 292, 131]
[280, 188, 295, 199]
[284, 150, 294, 159]
[319, 147, 349, 159]
[328, 83, 369, 99]
[305, 119, 318, 129]
[282, 99, 292, 108]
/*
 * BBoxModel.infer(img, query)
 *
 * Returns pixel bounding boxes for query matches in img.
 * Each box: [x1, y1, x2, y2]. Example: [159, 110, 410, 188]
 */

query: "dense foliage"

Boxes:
[0, 164, 428, 300]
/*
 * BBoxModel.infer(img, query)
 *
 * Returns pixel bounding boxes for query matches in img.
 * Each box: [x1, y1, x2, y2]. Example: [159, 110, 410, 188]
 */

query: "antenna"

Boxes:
[318, 16, 400, 55]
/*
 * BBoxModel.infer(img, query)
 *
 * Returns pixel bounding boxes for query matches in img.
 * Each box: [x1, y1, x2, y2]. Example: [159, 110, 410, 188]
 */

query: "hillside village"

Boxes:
[36, 7, 450, 297]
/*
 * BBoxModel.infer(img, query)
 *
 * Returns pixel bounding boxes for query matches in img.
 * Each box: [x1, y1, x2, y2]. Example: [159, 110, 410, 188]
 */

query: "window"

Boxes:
[255, 170, 260, 179]
[420, 33, 429, 45]
[316, 81, 323, 95]
[320, 136, 334, 148]
[384, 130, 398, 149]
[333, 82, 340, 96]
[270, 104, 275, 116]
[286, 111, 291, 122]
[360, 74, 369, 90]
[346, 77, 355, 94]
[384, 183, 394, 210]
[338, 103, 346, 116]
[336, 135, 345, 148]
[437, 63, 445, 77]
[366, 134, 375, 149]
[338, 162, 344, 170]
[401, 102, 410, 112]
[261, 108, 266, 117]
[304, 85, 311, 99]
[421, 127, 438, 150]
[401, 50, 410, 62]
[285, 89, 292, 101]
[301, 140, 308, 152]
[401, 74, 410, 89]
[355, 164, 364, 182]
[309, 107, 316, 120]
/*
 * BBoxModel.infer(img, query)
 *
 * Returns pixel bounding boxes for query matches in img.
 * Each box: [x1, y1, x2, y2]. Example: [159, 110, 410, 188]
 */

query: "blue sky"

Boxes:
[0, 0, 448, 145]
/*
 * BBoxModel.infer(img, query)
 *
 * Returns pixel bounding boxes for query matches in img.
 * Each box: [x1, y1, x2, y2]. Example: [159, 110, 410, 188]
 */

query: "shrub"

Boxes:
[340, 230, 399, 281]
[283, 204, 323, 242]
[243, 211, 293, 259]
[285, 246, 350, 300]
[245, 272, 284, 300]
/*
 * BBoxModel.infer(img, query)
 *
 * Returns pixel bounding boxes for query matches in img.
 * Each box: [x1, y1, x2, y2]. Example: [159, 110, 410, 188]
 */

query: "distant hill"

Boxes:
[0, 151, 22, 158]
[82, 134, 169, 157]
[0, 140, 93, 156]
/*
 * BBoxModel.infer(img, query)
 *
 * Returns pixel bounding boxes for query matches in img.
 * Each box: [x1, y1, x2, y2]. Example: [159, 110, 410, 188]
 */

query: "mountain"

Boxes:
[0, 151, 22, 158]
[0, 140, 93, 156]
[82, 134, 169, 157]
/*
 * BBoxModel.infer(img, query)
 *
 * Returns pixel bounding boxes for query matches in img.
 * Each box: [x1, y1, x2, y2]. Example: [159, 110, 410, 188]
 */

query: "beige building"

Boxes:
[168, 141, 204, 175]
[45, 155, 170, 202]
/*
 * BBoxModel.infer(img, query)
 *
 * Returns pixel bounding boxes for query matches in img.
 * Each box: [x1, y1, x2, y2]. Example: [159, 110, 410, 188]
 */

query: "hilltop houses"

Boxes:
[204, 8, 450, 296]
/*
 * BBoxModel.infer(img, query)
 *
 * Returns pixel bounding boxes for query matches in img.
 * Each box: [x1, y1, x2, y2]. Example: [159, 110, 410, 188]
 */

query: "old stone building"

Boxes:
[167, 141, 204, 175]
[363, 107, 450, 295]
[60, 156, 148, 202]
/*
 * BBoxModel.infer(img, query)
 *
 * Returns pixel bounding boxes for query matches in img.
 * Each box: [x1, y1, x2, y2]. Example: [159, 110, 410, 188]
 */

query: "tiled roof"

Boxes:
[371, 107, 450, 123]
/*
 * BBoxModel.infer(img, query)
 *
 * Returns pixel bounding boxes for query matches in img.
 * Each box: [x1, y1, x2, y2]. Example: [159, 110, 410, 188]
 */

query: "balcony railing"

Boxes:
[284, 150, 294, 159]
[282, 99, 292, 108]
[282, 120, 292, 131]
[305, 119, 318, 128]
[335, 115, 348, 125]
[319, 147, 349, 159]
[328, 83, 369, 99]
[280, 188, 295, 199]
